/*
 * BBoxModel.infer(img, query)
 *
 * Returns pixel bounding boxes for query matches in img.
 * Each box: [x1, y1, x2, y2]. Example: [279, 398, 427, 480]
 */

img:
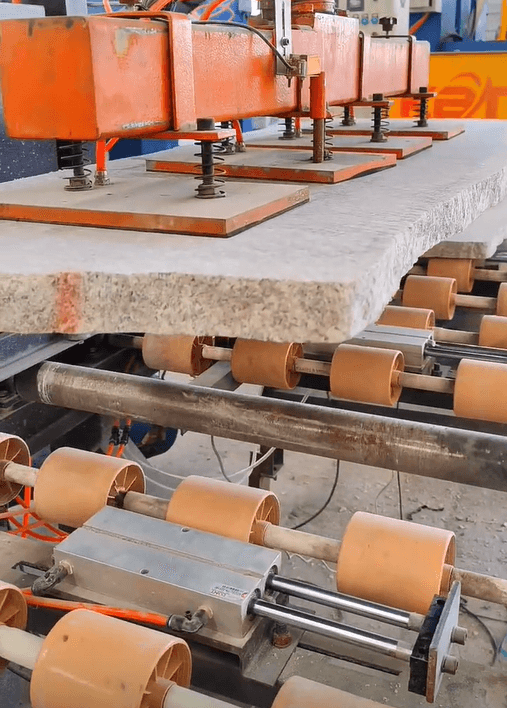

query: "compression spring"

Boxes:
[341, 105, 356, 127]
[370, 94, 390, 143]
[324, 115, 334, 158]
[413, 87, 429, 128]
[279, 117, 297, 140]
[194, 121, 226, 199]
[56, 140, 92, 191]
[215, 120, 236, 155]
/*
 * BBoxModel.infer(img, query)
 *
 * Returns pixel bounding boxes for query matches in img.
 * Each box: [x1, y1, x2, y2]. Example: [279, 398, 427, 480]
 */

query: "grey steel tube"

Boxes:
[251, 599, 411, 661]
[15, 361, 507, 491]
[267, 575, 423, 631]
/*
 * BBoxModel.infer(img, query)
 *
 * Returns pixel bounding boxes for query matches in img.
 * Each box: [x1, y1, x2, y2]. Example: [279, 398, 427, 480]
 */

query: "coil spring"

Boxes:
[215, 121, 235, 155]
[371, 102, 390, 143]
[194, 139, 226, 199]
[324, 116, 334, 158]
[413, 95, 428, 127]
[279, 117, 297, 140]
[56, 140, 92, 191]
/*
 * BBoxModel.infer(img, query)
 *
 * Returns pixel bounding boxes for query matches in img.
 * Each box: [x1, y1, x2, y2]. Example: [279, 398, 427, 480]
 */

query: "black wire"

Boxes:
[291, 460, 340, 530]
[7, 663, 32, 682]
[396, 471, 404, 520]
[191, 21, 293, 71]
[460, 599, 498, 665]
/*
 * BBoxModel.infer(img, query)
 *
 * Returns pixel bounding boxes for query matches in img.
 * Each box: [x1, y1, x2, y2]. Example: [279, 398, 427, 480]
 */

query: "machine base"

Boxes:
[146, 146, 397, 184]
[324, 119, 465, 141]
[0, 166, 309, 238]
[248, 134, 433, 160]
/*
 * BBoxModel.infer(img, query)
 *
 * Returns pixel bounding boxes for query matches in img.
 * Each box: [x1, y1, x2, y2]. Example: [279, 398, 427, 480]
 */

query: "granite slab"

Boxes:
[0, 121, 506, 342]
[424, 195, 507, 259]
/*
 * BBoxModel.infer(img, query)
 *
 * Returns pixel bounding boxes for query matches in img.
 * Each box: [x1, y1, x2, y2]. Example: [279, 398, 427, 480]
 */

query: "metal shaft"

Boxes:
[15, 361, 507, 491]
[426, 340, 507, 364]
[267, 575, 423, 631]
[251, 599, 412, 661]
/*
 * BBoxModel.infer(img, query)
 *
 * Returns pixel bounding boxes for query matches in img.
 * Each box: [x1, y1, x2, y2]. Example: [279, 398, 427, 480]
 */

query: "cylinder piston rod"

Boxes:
[266, 575, 424, 631]
[251, 599, 412, 661]
[15, 361, 507, 491]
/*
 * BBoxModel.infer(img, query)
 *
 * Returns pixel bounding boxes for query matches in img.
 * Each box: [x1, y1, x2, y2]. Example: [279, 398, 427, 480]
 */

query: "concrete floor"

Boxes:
[1, 429, 506, 707]
[149, 430, 507, 706]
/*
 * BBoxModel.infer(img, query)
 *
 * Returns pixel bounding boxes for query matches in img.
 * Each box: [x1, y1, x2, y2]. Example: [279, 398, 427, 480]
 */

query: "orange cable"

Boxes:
[22, 591, 168, 626]
[409, 12, 430, 34]
[199, 0, 228, 20]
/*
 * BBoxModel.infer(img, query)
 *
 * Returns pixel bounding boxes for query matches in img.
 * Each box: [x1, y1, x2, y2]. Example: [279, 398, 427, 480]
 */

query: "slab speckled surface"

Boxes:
[424, 195, 507, 259]
[0, 121, 506, 341]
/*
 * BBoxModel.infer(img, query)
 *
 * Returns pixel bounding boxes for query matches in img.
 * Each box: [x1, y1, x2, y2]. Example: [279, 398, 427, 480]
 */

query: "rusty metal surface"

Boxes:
[146, 146, 396, 183]
[0, 14, 428, 141]
[0, 16, 170, 140]
[15, 361, 507, 491]
[247, 133, 433, 159]
[324, 118, 465, 141]
[0, 169, 309, 237]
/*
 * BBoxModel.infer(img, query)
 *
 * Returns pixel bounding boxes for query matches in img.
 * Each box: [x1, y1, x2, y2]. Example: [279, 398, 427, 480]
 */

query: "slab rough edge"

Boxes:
[0, 157, 507, 342]
[348, 166, 507, 336]
[424, 196, 507, 260]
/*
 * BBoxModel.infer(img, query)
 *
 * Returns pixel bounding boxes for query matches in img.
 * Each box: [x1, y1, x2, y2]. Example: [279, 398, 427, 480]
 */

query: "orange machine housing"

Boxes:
[0, 12, 430, 141]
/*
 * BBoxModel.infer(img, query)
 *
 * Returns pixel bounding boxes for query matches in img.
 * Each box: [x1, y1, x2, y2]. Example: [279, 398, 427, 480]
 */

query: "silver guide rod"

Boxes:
[15, 361, 507, 491]
[251, 599, 411, 661]
[267, 575, 422, 631]
[426, 340, 507, 364]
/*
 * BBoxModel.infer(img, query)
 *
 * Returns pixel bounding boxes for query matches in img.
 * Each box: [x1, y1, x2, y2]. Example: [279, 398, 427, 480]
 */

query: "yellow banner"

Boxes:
[392, 52, 507, 119]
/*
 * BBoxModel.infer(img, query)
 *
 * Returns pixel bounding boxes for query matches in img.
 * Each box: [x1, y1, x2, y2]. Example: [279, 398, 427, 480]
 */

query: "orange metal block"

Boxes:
[0, 168, 310, 237]
[247, 133, 432, 159]
[146, 146, 397, 184]
[0, 13, 429, 141]
[0, 15, 173, 140]
[409, 39, 431, 94]
[325, 119, 465, 141]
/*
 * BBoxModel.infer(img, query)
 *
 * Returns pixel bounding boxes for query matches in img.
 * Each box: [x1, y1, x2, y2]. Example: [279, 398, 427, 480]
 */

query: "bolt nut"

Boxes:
[442, 654, 459, 675]
[280, 37, 290, 46]
[451, 626, 467, 646]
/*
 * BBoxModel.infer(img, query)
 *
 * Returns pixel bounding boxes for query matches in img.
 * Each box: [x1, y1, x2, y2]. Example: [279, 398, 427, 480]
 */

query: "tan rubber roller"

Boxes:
[231, 340, 303, 390]
[478, 315, 507, 349]
[336, 511, 455, 614]
[0, 433, 31, 505]
[402, 275, 457, 320]
[142, 335, 213, 376]
[273, 676, 385, 708]
[377, 305, 435, 330]
[496, 282, 507, 316]
[454, 358, 507, 423]
[0, 582, 28, 669]
[330, 345, 404, 407]
[30, 609, 191, 708]
[166, 475, 280, 543]
[34, 448, 145, 528]
[427, 258, 474, 293]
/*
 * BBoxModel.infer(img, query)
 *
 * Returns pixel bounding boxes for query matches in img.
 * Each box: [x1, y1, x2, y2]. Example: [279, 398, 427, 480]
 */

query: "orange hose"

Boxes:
[409, 12, 430, 34]
[200, 0, 227, 20]
[103, 0, 113, 12]
[22, 486, 31, 539]
[22, 591, 168, 627]
[96, 140, 107, 173]
[232, 119, 243, 144]
[106, 137, 120, 153]
[2, 496, 67, 542]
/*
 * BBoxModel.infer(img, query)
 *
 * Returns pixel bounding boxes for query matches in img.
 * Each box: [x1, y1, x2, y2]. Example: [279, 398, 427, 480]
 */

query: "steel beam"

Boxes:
[15, 361, 507, 491]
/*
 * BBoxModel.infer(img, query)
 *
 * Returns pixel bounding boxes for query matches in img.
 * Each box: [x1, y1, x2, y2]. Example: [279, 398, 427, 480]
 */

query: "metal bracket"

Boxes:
[409, 581, 464, 703]
[274, 0, 292, 74]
